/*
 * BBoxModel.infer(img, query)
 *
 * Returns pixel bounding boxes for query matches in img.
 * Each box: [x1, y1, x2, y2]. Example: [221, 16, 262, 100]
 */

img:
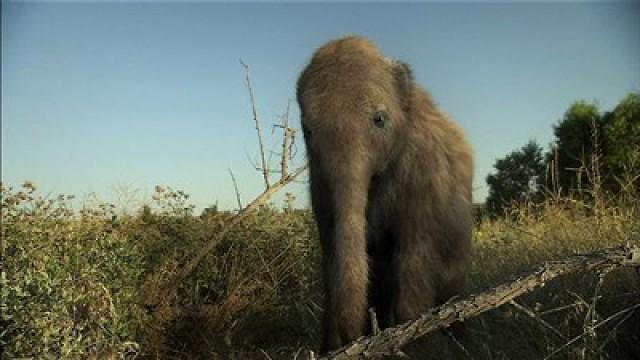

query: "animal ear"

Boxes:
[391, 60, 413, 113]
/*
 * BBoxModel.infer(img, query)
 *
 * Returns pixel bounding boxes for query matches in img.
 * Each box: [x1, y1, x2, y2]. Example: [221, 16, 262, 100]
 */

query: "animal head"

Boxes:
[297, 36, 413, 177]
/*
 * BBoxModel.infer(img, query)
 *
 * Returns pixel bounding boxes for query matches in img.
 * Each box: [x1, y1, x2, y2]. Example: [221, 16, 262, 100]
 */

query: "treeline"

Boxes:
[485, 92, 640, 216]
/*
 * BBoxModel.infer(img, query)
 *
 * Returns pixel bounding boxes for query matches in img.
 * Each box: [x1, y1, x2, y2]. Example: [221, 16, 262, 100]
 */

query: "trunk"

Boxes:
[325, 164, 371, 348]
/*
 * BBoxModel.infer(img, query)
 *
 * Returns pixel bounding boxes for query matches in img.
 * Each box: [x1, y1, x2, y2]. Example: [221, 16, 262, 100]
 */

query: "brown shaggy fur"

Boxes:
[297, 36, 473, 354]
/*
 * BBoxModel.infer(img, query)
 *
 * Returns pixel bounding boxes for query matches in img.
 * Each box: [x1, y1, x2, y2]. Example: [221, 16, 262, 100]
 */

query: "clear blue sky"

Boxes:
[3, 1, 639, 211]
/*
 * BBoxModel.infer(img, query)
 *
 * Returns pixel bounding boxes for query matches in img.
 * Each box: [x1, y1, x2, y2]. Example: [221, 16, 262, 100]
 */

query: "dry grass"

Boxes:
[466, 193, 639, 360]
[2, 180, 638, 359]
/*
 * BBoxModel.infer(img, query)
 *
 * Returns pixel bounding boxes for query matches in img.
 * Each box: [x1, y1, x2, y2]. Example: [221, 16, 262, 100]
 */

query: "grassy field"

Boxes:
[2, 182, 639, 359]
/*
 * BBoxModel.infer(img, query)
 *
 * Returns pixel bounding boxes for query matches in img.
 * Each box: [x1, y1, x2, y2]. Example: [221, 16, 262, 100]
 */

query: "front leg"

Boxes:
[311, 171, 369, 353]
[320, 181, 371, 352]
[322, 215, 369, 353]
[309, 172, 340, 353]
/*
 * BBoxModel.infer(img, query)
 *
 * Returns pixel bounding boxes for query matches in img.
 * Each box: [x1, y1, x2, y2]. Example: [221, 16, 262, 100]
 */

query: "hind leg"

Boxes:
[387, 245, 436, 357]
[437, 260, 470, 358]
[389, 244, 437, 325]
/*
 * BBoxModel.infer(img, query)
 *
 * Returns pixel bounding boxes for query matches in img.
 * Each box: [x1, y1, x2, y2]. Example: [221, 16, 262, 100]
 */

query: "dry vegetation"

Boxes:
[1, 178, 639, 359]
[2, 76, 638, 359]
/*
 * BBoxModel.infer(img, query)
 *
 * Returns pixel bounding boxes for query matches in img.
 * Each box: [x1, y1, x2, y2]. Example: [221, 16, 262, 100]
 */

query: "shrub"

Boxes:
[1, 182, 146, 359]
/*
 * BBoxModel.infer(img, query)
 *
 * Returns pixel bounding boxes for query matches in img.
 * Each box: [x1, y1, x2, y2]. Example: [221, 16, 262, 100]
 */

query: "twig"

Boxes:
[597, 301, 638, 353]
[320, 246, 640, 360]
[542, 303, 640, 360]
[583, 269, 609, 345]
[369, 308, 380, 336]
[228, 168, 243, 209]
[289, 127, 299, 160]
[143, 65, 307, 357]
[260, 349, 274, 360]
[281, 100, 292, 179]
[145, 163, 308, 309]
[240, 59, 270, 189]
[509, 300, 567, 340]
[445, 329, 474, 360]
[538, 303, 582, 317]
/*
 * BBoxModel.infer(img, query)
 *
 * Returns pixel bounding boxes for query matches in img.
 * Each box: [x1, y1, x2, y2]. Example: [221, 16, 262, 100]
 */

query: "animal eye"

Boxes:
[372, 111, 388, 129]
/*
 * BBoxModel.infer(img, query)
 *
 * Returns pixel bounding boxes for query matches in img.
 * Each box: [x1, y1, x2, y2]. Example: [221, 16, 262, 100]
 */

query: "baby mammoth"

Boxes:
[297, 36, 473, 353]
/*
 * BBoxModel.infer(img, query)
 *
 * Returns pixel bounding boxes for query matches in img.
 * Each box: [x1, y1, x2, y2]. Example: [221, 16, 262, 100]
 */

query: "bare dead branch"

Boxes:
[227, 168, 243, 209]
[319, 246, 640, 360]
[146, 64, 308, 311]
[281, 100, 292, 178]
[142, 65, 308, 356]
[144, 163, 308, 309]
[240, 60, 270, 189]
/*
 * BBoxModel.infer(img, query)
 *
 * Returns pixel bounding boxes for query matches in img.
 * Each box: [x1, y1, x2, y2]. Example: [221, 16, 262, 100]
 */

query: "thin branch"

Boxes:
[240, 59, 270, 189]
[319, 246, 640, 360]
[598, 300, 639, 353]
[227, 168, 243, 209]
[281, 100, 292, 179]
[445, 329, 474, 360]
[543, 302, 640, 360]
[143, 66, 308, 357]
[177, 164, 308, 286]
[289, 127, 299, 160]
[245, 149, 260, 171]
[369, 308, 381, 336]
[144, 163, 309, 311]
[509, 300, 567, 340]
[254, 167, 287, 175]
